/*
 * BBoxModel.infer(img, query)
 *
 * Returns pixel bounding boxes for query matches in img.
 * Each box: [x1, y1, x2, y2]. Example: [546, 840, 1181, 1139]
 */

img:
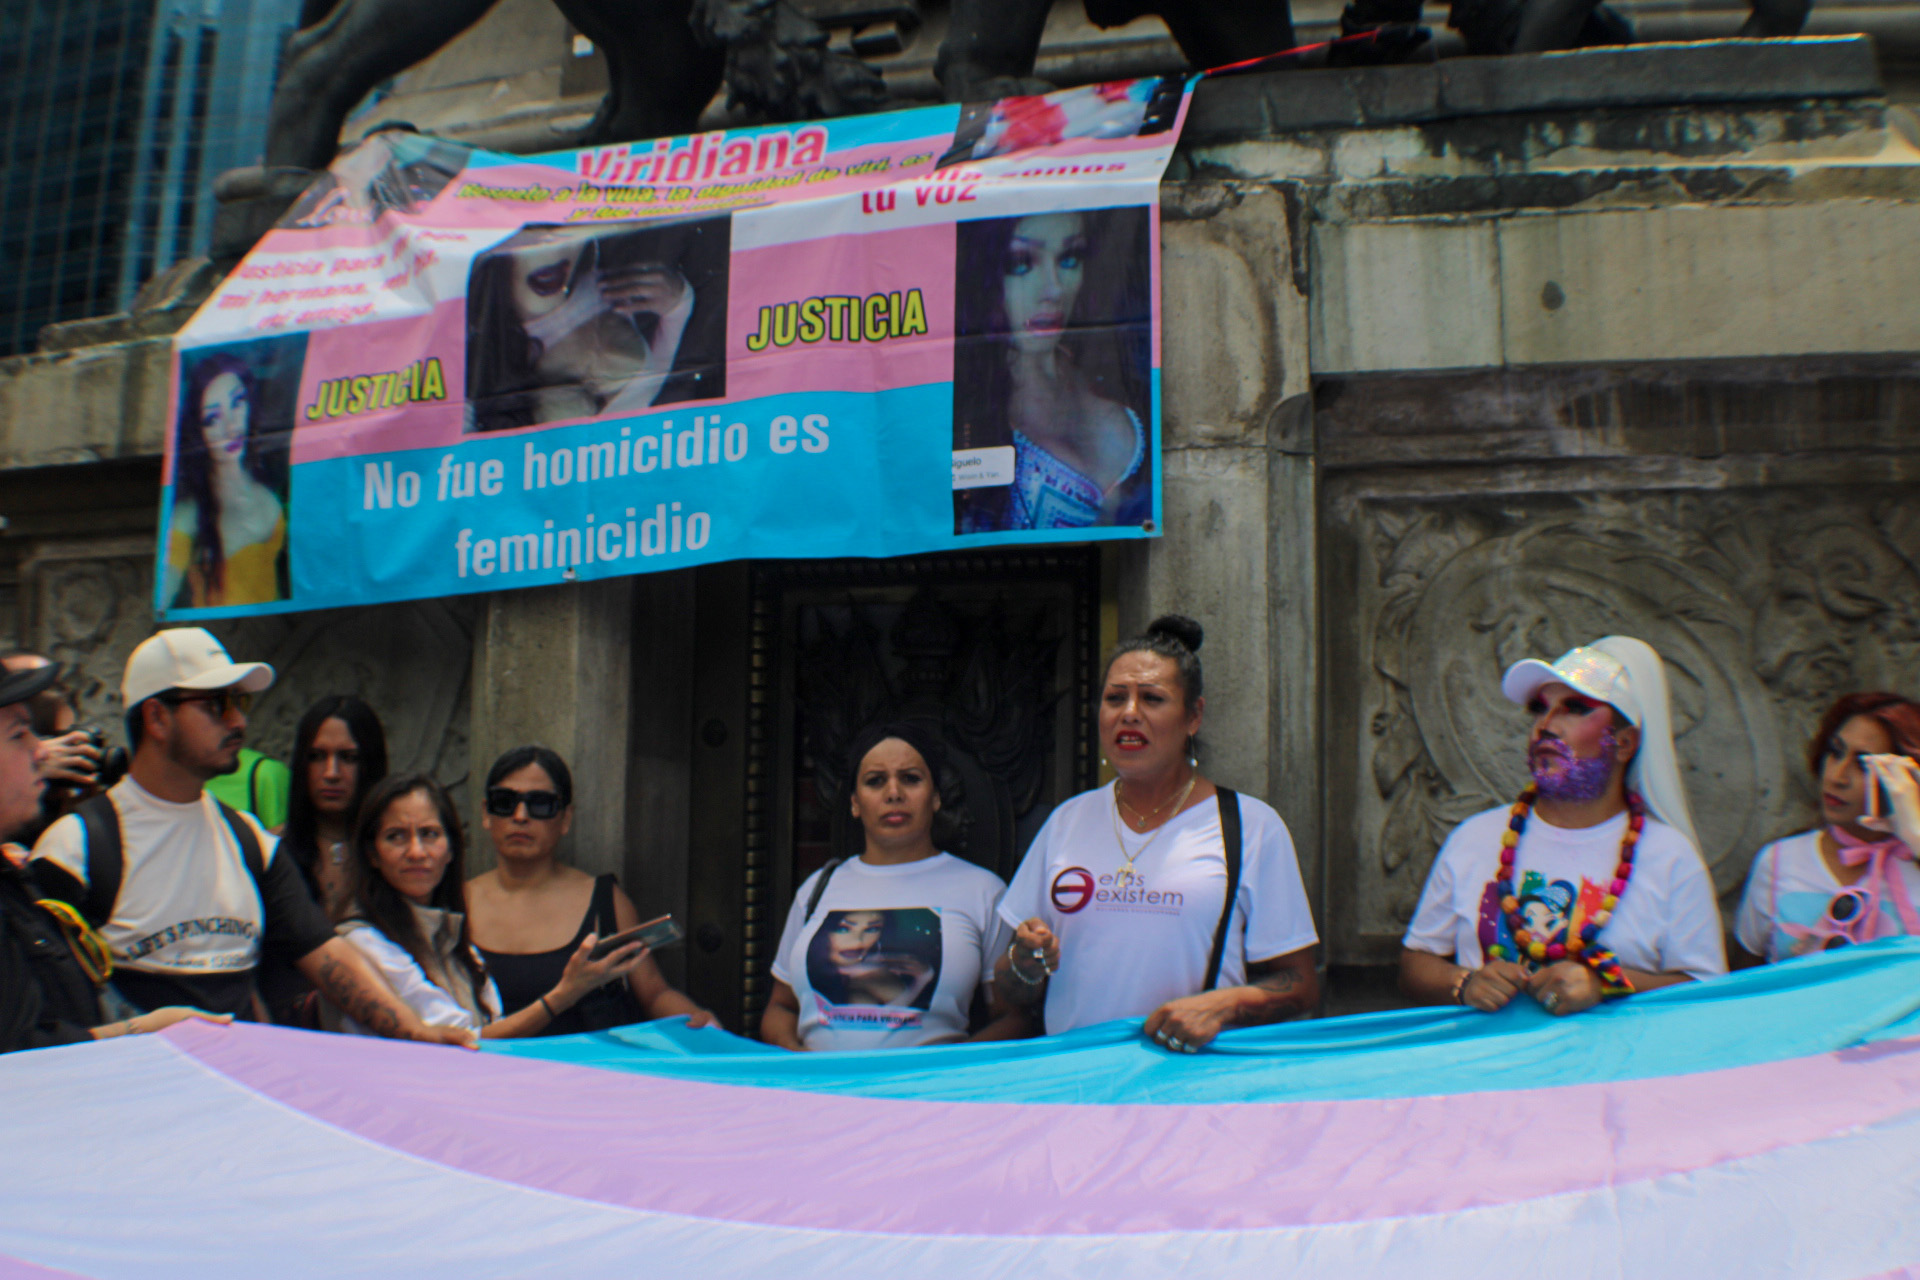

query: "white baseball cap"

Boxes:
[122, 628, 275, 709]
[1500, 644, 1643, 725]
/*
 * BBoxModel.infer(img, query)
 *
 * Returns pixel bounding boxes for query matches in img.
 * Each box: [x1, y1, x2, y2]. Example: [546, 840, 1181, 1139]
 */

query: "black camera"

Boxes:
[77, 725, 130, 791]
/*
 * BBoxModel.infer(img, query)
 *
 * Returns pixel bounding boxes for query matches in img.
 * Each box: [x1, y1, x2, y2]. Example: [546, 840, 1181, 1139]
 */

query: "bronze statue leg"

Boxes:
[1738, 0, 1811, 36]
[1510, 0, 1599, 49]
[935, 0, 1055, 101]
[264, 0, 500, 170]
[1151, 0, 1297, 69]
[554, 0, 725, 142]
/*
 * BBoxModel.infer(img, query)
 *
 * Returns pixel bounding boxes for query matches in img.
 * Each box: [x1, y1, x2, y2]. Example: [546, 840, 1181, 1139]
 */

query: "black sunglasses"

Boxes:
[485, 786, 565, 820]
[159, 689, 253, 718]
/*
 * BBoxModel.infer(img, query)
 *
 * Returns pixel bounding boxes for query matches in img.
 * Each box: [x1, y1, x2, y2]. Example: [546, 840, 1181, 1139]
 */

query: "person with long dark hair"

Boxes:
[465, 218, 727, 433]
[465, 745, 715, 1034]
[951, 207, 1152, 533]
[280, 696, 390, 919]
[1734, 692, 1920, 963]
[164, 354, 288, 609]
[255, 696, 391, 1026]
[336, 773, 645, 1038]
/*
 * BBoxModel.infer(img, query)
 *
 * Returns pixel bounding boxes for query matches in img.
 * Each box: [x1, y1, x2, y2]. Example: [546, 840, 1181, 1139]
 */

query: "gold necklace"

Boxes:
[1116, 769, 1195, 826]
[1109, 770, 1197, 887]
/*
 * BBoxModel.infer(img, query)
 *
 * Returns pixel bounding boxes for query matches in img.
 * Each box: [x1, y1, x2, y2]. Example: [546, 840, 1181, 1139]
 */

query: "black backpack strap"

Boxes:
[213, 800, 267, 884]
[246, 755, 262, 814]
[1205, 787, 1243, 991]
[75, 794, 124, 930]
[803, 858, 847, 922]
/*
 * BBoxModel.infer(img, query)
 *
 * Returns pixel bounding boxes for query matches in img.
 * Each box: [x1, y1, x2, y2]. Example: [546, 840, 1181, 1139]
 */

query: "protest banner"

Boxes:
[158, 79, 1193, 618]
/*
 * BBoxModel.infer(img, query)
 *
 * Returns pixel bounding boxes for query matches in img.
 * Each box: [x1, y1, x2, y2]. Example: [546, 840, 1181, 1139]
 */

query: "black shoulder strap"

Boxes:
[214, 799, 268, 885]
[591, 873, 620, 936]
[1205, 787, 1243, 991]
[246, 755, 262, 813]
[75, 794, 123, 930]
[803, 858, 847, 923]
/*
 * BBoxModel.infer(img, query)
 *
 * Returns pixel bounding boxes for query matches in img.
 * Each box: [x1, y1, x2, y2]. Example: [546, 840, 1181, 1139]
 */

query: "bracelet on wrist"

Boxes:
[538, 994, 559, 1020]
[1450, 969, 1472, 1005]
[1006, 941, 1048, 986]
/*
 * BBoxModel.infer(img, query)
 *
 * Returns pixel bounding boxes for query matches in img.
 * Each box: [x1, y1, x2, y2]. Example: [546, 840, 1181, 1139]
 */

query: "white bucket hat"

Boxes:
[1501, 635, 1700, 852]
[122, 628, 275, 710]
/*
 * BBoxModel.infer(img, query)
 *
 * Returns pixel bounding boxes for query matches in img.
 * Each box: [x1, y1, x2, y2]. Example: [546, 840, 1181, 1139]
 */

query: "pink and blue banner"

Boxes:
[4, 940, 1920, 1277]
[158, 81, 1191, 619]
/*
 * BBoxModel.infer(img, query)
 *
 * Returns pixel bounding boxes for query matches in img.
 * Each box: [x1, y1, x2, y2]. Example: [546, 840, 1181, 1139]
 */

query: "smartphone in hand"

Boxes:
[588, 914, 683, 962]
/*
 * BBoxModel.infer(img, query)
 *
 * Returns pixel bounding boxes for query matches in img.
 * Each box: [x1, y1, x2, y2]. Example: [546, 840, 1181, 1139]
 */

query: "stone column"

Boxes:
[1121, 182, 1322, 920]
[467, 577, 633, 876]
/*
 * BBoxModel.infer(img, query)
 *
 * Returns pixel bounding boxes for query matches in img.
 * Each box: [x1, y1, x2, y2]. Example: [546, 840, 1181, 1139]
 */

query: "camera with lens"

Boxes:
[77, 725, 130, 791]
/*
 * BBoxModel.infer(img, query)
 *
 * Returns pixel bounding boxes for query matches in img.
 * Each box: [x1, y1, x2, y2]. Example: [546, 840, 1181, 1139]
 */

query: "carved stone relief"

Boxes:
[16, 535, 478, 796]
[1343, 488, 1920, 942]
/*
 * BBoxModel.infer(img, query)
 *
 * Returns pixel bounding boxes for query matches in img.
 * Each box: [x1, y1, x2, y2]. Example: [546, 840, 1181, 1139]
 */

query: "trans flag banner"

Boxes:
[4, 940, 1920, 1276]
[157, 81, 1190, 619]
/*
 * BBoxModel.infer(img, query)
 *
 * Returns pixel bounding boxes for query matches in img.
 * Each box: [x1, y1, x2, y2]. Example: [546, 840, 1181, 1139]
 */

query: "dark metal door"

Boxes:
[682, 549, 1102, 1032]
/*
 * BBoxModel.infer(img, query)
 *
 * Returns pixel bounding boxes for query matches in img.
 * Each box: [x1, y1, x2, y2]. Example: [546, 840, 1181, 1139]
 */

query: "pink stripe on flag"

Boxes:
[164, 1023, 1920, 1237]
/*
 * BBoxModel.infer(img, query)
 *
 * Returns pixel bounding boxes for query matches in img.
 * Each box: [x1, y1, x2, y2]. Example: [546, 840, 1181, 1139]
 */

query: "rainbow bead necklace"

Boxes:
[1485, 785, 1641, 996]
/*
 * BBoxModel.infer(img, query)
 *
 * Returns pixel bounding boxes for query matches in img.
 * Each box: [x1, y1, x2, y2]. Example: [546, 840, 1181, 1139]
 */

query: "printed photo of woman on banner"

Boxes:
[166, 335, 302, 610]
[951, 205, 1153, 534]
[464, 215, 731, 434]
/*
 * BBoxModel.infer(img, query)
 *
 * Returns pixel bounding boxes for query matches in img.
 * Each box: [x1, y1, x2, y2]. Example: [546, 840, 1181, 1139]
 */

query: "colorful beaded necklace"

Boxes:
[1485, 785, 1641, 996]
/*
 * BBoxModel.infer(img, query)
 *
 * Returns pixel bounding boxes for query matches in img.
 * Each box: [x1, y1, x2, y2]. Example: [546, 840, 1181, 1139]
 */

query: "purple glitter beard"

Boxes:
[1530, 727, 1618, 801]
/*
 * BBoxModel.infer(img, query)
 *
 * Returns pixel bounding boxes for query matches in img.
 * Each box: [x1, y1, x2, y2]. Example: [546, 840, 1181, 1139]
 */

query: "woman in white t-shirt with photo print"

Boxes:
[763, 722, 1031, 1052]
[994, 615, 1321, 1053]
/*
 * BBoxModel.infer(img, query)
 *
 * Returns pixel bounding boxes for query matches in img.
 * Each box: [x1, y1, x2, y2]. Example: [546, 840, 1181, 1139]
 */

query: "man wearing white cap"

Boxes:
[1400, 635, 1725, 1017]
[30, 629, 472, 1045]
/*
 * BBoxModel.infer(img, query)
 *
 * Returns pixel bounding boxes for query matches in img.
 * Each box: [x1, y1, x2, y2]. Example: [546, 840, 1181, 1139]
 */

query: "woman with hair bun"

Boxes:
[1734, 691, 1920, 963]
[993, 615, 1320, 1051]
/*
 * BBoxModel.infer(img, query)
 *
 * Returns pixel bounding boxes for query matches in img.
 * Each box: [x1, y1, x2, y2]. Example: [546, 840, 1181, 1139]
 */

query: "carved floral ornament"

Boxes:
[1359, 490, 1920, 933]
[23, 546, 475, 786]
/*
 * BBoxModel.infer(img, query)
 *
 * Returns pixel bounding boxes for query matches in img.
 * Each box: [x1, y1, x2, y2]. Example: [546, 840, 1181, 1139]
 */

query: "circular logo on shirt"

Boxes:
[1050, 867, 1096, 914]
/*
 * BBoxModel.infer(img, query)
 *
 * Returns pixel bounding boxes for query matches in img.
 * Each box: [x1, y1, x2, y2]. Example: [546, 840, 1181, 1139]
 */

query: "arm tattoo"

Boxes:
[312, 951, 405, 1039]
[1239, 957, 1315, 1026]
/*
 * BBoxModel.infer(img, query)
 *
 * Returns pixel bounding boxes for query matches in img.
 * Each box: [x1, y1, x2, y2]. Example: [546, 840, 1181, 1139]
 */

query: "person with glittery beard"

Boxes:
[1399, 636, 1727, 1017]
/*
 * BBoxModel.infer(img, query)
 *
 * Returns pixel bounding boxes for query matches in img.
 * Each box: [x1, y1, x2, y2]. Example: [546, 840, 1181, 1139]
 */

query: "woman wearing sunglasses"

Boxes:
[1733, 692, 1920, 963]
[337, 773, 645, 1037]
[465, 745, 715, 1035]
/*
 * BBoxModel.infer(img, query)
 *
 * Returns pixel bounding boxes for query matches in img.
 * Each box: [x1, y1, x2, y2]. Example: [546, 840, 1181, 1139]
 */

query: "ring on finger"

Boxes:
[1543, 992, 1561, 1012]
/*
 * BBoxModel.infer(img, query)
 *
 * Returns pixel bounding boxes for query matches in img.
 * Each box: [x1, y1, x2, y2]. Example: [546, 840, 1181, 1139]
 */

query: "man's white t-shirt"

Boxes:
[772, 853, 1010, 1051]
[997, 784, 1319, 1035]
[30, 778, 334, 1015]
[1404, 806, 1726, 980]
[1735, 830, 1920, 962]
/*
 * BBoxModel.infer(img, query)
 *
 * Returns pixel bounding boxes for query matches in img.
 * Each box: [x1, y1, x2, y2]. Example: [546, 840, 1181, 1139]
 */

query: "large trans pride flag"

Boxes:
[3, 941, 1919, 1278]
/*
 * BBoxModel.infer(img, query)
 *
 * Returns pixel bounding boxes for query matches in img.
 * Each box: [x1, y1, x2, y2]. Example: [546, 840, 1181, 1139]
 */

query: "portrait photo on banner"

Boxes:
[807, 907, 944, 1014]
[464, 213, 731, 434]
[167, 334, 303, 611]
[950, 204, 1153, 534]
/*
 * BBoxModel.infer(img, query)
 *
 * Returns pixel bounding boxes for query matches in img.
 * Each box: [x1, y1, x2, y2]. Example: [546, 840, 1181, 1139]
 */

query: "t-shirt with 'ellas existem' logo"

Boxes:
[997, 783, 1319, 1035]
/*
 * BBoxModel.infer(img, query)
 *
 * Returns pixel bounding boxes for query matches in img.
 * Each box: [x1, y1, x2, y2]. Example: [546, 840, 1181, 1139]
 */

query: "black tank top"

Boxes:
[476, 873, 644, 1036]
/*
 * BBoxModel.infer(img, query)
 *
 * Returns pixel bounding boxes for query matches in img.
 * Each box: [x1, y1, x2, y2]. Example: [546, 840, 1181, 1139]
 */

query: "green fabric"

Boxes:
[205, 748, 292, 831]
